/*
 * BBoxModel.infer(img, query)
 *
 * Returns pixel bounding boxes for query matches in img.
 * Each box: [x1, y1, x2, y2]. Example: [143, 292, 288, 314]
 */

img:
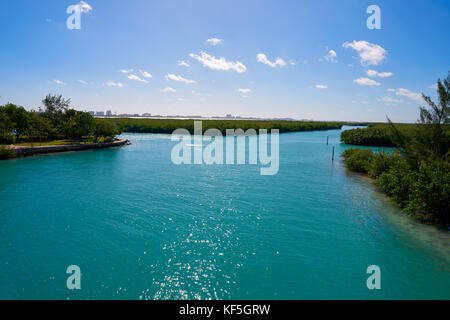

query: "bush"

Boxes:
[406, 160, 449, 223]
[0, 146, 16, 160]
[341, 126, 396, 147]
[378, 157, 415, 207]
[341, 148, 375, 173]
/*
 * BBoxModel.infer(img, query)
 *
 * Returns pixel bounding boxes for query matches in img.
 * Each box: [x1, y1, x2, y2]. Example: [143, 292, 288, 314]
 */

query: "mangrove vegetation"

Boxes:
[342, 74, 449, 225]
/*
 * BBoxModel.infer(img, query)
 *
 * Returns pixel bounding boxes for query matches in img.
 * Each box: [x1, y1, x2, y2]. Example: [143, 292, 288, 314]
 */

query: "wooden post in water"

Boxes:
[327, 136, 329, 145]
[332, 146, 335, 162]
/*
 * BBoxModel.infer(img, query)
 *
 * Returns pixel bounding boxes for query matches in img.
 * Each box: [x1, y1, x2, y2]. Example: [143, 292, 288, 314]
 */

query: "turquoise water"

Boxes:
[0, 127, 449, 300]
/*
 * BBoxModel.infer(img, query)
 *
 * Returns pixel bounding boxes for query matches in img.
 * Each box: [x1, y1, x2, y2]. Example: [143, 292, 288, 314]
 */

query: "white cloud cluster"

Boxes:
[178, 60, 190, 67]
[189, 52, 246, 73]
[75, 1, 92, 14]
[377, 97, 404, 103]
[139, 70, 152, 78]
[237, 88, 251, 94]
[206, 38, 224, 46]
[161, 87, 176, 93]
[366, 69, 393, 78]
[165, 73, 196, 84]
[128, 74, 149, 83]
[343, 40, 387, 65]
[391, 88, 423, 101]
[77, 80, 88, 85]
[324, 50, 337, 63]
[353, 77, 381, 86]
[106, 81, 123, 87]
[53, 79, 67, 85]
[53, 79, 67, 86]
[315, 85, 328, 89]
[120, 69, 133, 74]
[257, 53, 287, 68]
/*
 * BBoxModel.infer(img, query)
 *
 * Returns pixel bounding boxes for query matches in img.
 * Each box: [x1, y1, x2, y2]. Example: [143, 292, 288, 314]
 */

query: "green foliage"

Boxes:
[0, 95, 120, 146]
[389, 74, 450, 164]
[341, 148, 375, 173]
[342, 73, 450, 225]
[109, 118, 344, 134]
[341, 126, 397, 147]
[406, 160, 449, 223]
[94, 119, 120, 139]
[0, 146, 15, 160]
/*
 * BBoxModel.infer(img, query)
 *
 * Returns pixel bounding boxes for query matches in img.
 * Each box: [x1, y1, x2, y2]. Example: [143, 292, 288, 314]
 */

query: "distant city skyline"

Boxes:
[1, 0, 449, 123]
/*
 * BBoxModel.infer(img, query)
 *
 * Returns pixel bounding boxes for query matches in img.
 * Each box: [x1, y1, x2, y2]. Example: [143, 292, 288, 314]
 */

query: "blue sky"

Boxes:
[0, 0, 449, 122]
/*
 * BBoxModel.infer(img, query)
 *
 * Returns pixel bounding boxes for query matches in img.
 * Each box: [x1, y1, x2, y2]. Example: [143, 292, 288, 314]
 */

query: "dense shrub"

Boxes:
[341, 148, 374, 173]
[110, 118, 344, 135]
[342, 147, 449, 224]
[341, 126, 396, 147]
[0, 146, 15, 160]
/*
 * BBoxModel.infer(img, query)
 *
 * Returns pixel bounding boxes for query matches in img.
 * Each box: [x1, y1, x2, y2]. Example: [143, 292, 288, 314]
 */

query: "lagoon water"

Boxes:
[0, 127, 449, 299]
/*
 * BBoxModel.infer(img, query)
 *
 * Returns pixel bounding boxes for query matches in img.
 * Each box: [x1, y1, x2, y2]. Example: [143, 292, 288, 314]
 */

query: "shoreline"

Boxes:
[5, 138, 130, 159]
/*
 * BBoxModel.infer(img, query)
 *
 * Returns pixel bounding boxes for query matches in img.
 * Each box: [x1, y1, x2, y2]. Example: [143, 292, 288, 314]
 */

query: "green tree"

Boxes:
[42, 94, 71, 127]
[389, 73, 449, 164]
[0, 107, 14, 143]
[74, 111, 95, 142]
[94, 119, 118, 141]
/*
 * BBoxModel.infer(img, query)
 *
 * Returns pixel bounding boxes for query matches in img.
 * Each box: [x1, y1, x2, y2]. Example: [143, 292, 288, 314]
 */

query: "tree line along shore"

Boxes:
[0, 93, 358, 160]
[340, 74, 449, 226]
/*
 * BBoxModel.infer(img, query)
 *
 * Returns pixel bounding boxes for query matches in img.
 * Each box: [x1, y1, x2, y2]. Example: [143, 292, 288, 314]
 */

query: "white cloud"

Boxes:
[105, 81, 123, 87]
[178, 60, 190, 67]
[353, 77, 381, 86]
[387, 88, 396, 92]
[127, 74, 149, 83]
[315, 84, 328, 89]
[206, 38, 224, 46]
[139, 70, 152, 78]
[377, 97, 404, 103]
[75, 1, 93, 14]
[189, 52, 247, 73]
[257, 53, 287, 68]
[324, 50, 337, 63]
[429, 83, 438, 89]
[120, 69, 133, 74]
[165, 73, 196, 84]
[77, 80, 88, 85]
[393, 88, 424, 102]
[53, 79, 67, 85]
[366, 69, 393, 78]
[161, 87, 176, 93]
[237, 88, 251, 94]
[343, 40, 387, 65]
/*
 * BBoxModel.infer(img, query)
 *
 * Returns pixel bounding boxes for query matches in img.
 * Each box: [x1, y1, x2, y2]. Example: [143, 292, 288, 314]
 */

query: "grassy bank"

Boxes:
[108, 118, 346, 134]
